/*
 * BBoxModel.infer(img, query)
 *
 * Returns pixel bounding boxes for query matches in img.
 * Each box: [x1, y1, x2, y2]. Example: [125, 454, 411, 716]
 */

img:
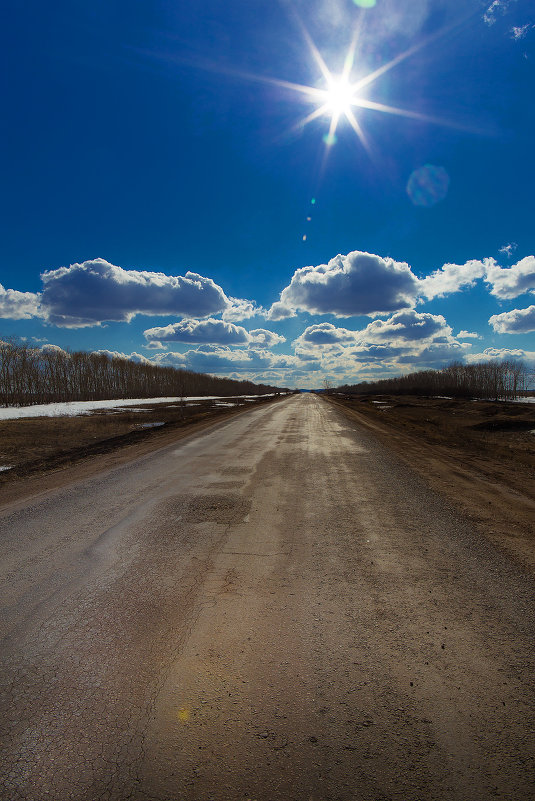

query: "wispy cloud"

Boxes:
[511, 22, 534, 39]
[483, 0, 517, 26]
[499, 242, 518, 257]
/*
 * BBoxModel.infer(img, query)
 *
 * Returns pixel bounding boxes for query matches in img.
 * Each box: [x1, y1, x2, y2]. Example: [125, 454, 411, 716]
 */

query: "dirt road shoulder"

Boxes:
[323, 395, 535, 574]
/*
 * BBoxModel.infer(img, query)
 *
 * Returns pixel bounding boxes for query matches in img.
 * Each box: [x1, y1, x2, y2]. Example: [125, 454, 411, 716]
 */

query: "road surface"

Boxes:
[0, 394, 533, 801]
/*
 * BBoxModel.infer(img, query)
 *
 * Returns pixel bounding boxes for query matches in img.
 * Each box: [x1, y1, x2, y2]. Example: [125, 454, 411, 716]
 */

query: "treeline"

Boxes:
[337, 359, 531, 401]
[0, 339, 285, 407]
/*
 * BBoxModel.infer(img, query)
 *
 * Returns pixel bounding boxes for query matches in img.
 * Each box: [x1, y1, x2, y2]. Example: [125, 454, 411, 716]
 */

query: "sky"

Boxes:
[1, 0, 535, 389]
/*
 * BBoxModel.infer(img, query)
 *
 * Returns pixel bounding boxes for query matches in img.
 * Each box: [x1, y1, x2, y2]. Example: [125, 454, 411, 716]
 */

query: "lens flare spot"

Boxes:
[302, 234, 307, 241]
[311, 198, 316, 205]
[406, 164, 450, 207]
[322, 132, 338, 146]
[177, 707, 190, 722]
[352, 0, 376, 7]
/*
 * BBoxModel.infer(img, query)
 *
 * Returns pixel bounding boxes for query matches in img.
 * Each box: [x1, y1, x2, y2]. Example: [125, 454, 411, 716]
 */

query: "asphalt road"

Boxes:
[0, 393, 533, 801]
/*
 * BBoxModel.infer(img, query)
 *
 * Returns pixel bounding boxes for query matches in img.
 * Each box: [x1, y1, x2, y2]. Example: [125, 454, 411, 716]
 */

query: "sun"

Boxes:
[269, 15, 465, 152]
[323, 75, 357, 117]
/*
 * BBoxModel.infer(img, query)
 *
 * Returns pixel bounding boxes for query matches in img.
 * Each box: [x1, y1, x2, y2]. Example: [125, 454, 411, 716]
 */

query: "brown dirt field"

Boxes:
[0, 396, 281, 487]
[324, 393, 535, 574]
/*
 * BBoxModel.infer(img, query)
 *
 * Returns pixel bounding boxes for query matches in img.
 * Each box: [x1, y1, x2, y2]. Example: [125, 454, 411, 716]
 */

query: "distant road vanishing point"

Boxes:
[0, 394, 534, 801]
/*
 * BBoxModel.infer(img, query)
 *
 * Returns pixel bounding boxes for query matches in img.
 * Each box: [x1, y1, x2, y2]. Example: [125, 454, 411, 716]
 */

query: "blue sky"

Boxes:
[1, 0, 535, 389]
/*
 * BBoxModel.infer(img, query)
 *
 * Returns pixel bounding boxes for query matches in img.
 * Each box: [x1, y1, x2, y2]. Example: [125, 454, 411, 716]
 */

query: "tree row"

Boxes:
[336, 359, 531, 401]
[0, 339, 285, 407]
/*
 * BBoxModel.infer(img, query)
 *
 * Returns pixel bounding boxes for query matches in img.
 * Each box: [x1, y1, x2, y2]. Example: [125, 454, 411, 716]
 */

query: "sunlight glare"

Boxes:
[324, 76, 356, 117]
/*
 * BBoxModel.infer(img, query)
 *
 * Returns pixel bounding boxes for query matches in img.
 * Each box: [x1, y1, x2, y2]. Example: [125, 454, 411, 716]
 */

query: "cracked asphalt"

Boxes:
[0, 393, 534, 800]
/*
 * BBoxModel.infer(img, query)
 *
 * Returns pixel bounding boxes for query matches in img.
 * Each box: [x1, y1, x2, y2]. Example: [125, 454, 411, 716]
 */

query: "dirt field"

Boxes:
[0, 395, 280, 483]
[326, 393, 535, 573]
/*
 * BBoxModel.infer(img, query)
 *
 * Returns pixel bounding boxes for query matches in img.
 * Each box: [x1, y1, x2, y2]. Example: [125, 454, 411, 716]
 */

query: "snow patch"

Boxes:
[0, 394, 275, 420]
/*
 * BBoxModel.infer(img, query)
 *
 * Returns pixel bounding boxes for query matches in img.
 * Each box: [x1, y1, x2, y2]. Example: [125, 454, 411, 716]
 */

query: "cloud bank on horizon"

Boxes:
[2, 247, 535, 388]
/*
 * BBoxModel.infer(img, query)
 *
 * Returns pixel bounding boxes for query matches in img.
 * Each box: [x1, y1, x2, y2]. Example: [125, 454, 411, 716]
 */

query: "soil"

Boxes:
[0, 395, 281, 485]
[325, 393, 535, 573]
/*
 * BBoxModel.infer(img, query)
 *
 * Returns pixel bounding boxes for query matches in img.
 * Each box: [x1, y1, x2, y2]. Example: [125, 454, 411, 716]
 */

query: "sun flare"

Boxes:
[323, 75, 357, 117]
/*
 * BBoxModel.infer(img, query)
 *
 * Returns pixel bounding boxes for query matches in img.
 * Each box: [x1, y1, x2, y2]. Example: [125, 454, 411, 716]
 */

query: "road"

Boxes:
[0, 393, 533, 801]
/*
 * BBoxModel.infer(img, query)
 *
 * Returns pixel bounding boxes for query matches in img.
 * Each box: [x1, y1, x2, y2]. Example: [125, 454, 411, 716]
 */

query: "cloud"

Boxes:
[457, 330, 481, 339]
[361, 310, 450, 342]
[484, 0, 516, 26]
[511, 23, 534, 39]
[350, 344, 405, 361]
[248, 329, 286, 348]
[222, 297, 266, 322]
[153, 346, 293, 375]
[295, 323, 357, 346]
[418, 259, 487, 300]
[485, 256, 535, 299]
[40, 258, 231, 327]
[93, 349, 152, 363]
[143, 319, 285, 349]
[289, 312, 463, 377]
[396, 340, 470, 367]
[266, 301, 297, 321]
[489, 304, 535, 334]
[499, 242, 518, 257]
[465, 347, 532, 363]
[0, 284, 42, 320]
[40, 343, 68, 355]
[270, 251, 419, 319]
[144, 318, 250, 346]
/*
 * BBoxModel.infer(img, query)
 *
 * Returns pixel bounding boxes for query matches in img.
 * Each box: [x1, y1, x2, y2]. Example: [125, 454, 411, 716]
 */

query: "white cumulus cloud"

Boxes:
[92, 349, 152, 363]
[153, 346, 293, 375]
[144, 318, 250, 346]
[418, 259, 487, 300]
[485, 256, 535, 299]
[465, 347, 531, 363]
[0, 284, 42, 320]
[270, 251, 419, 319]
[40, 258, 232, 327]
[222, 297, 266, 322]
[266, 301, 297, 321]
[360, 310, 451, 342]
[143, 319, 285, 349]
[248, 329, 286, 348]
[457, 330, 481, 339]
[295, 323, 357, 347]
[489, 304, 535, 334]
